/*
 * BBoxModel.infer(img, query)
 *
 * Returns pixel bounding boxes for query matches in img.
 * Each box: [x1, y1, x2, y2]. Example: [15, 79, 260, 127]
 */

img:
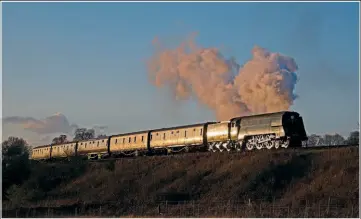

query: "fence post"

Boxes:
[259, 202, 262, 217]
[99, 206, 102, 216]
[166, 200, 168, 214]
[326, 196, 330, 216]
[75, 207, 77, 217]
[198, 202, 200, 217]
[287, 205, 290, 218]
[192, 200, 195, 217]
[318, 203, 321, 217]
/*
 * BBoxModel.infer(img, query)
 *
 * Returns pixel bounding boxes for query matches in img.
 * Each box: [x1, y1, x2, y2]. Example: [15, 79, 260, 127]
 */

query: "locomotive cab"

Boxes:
[282, 112, 308, 146]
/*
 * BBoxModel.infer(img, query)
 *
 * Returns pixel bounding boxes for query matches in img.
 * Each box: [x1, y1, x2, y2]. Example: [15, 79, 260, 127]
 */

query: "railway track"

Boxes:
[87, 144, 358, 163]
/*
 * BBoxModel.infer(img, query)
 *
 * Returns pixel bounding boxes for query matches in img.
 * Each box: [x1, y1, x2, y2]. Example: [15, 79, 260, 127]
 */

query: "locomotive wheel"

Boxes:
[274, 140, 280, 149]
[256, 143, 263, 150]
[246, 144, 254, 151]
[266, 141, 274, 150]
[236, 141, 243, 151]
[246, 141, 254, 151]
[282, 140, 290, 148]
[246, 138, 255, 151]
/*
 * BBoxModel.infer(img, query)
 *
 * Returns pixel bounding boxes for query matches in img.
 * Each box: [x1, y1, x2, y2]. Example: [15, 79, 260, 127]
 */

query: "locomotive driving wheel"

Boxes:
[274, 140, 280, 149]
[246, 138, 256, 151]
[265, 141, 274, 150]
[256, 141, 263, 150]
[235, 141, 242, 151]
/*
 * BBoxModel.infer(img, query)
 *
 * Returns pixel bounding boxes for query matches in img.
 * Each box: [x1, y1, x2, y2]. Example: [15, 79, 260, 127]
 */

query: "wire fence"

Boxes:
[2, 197, 359, 218]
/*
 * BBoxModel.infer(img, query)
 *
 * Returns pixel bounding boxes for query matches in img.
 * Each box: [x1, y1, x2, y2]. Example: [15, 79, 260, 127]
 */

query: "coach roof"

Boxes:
[32, 144, 51, 149]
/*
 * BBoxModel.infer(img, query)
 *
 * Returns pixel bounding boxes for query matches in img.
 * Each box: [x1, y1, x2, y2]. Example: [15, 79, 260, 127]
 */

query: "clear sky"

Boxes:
[2, 2, 360, 145]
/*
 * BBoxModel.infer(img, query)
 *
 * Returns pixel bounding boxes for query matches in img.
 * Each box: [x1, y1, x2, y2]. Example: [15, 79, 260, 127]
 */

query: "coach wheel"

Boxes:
[166, 148, 172, 155]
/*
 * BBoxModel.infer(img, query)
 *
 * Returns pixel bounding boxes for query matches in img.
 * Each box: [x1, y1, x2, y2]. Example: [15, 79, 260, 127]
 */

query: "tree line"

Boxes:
[306, 131, 359, 146]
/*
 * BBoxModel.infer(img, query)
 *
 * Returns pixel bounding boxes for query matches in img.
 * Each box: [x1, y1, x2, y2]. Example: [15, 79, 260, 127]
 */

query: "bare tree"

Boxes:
[97, 134, 107, 139]
[73, 128, 95, 141]
[307, 134, 324, 146]
[323, 134, 345, 146]
[347, 131, 359, 145]
[52, 134, 68, 144]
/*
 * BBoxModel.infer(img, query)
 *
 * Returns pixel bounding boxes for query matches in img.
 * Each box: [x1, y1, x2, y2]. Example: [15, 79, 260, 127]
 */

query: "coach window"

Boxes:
[128, 137, 131, 143]
[150, 134, 153, 141]
[163, 133, 166, 140]
[115, 139, 118, 144]
[123, 138, 125, 144]
[200, 129, 203, 135]
[102, 140, 104, 142]
[185, 131, 187, 137]
[134, 136, 136, 143]
[97, 141, 100, 146]
[141, 136, 144, 142]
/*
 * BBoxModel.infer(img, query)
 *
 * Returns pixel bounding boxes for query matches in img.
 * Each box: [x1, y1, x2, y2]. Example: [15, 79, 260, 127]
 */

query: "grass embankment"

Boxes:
[2, 146, 359, 217]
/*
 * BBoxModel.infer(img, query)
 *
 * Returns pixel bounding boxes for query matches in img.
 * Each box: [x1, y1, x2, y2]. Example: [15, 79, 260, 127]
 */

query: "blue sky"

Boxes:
[2, 2, 360, 144]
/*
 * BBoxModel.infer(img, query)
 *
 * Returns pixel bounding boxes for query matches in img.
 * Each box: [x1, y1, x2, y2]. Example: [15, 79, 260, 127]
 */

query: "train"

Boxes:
[30, 111, 308, 161]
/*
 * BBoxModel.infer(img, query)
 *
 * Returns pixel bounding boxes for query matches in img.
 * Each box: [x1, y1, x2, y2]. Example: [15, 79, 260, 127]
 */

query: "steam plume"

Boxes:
[147, 34, 299, 120]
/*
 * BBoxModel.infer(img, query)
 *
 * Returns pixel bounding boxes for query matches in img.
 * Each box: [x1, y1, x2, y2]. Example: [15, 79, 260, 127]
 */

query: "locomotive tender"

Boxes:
[30, 111, 308, 161]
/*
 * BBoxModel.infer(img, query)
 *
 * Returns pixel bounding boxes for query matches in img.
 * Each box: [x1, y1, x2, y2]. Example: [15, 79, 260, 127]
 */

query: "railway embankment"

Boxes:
[2, 146, 359, 217]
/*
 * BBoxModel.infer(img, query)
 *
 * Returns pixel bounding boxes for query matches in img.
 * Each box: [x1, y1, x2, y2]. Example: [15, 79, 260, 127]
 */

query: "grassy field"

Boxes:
[2, 146, 359, 217]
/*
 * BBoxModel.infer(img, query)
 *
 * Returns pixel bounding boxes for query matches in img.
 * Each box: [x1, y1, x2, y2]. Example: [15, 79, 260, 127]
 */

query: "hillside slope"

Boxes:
[3, 146, 359, 217]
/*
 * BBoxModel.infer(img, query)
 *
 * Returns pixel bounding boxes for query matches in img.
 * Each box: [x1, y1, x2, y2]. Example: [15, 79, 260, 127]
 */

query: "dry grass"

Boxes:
[2, 147, 359, 217]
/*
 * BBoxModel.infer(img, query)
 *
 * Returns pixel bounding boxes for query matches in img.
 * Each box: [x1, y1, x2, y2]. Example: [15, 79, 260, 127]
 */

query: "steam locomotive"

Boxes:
[30, 111, 308, 161]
